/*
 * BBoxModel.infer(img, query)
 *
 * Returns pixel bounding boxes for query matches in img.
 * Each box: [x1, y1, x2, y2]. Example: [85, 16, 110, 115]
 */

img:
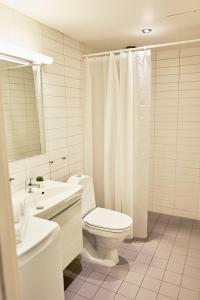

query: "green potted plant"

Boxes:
[36, 176, 45, 187]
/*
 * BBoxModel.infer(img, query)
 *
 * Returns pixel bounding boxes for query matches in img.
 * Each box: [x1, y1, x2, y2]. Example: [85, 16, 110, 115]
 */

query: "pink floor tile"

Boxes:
[124, 271, 144, 286]
[166, 261, 184, 275]
[178, 287, 199, 300]
[118, 282, 139, 299]
[183, 265, 200, 279]
[130, 261, 148, 275]
[102, 275, 122, 292]
[141, 275, 161, 292]
[114, 294, 130, 300]
[77, 282, 99, 299]
[68, 278, 84, 293]
[181, 275, 200, 291]
[135, 253, 153, 265]
[64, 290, 75, 300]
[159, 281, 180, 299]
[146, 266, 165, 280]
[64, 213, 200, 300]
[86, 271, 107, 286]
[157, 294, 174, 300]
[73, 295, 88, 300]
[93, 288, 116, 300]
[135, 287, 157, 300]
[150, 257, 168, 269]
[109, 265, 130, 280]
[163, 271, 182, 286]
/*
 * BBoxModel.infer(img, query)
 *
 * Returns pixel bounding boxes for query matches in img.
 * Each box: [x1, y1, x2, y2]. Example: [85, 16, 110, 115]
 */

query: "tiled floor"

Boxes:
[64, 212, 200, 300]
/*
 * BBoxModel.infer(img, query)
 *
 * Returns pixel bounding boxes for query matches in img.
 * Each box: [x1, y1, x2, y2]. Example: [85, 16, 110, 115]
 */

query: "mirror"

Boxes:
[0, 59, 45, 161]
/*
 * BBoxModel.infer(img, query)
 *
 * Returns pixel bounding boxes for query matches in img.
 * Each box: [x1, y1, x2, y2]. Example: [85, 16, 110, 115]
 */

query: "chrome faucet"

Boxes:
[26, 178, 40, 193]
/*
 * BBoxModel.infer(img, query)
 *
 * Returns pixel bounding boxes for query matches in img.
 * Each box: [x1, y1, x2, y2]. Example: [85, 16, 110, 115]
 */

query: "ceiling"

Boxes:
[1, 0, 200, 51]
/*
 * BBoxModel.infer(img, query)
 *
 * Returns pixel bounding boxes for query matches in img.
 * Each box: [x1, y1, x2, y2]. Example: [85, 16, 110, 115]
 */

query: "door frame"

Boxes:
[0, 95, 21, 300]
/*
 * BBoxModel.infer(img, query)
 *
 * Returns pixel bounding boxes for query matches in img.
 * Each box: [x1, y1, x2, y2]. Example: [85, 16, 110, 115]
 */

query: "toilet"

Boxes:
[67, 175, 133, 267]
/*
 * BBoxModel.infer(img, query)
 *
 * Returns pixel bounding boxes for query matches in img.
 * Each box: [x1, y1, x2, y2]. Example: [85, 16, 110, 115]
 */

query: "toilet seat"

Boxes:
[83, 207, 132, 233]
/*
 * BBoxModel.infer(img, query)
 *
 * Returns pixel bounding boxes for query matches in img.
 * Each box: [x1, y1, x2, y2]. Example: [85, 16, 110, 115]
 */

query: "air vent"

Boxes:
[166, 9, 199, 18]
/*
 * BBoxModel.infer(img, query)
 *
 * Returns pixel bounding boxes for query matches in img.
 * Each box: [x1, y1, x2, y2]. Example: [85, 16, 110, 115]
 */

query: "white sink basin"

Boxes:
[13, 180, 82, 217]
[17, 216, 59, 257]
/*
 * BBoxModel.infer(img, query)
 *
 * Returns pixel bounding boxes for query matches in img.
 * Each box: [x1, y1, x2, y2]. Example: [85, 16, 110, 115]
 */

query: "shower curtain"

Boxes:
[85, 50, 151, 238]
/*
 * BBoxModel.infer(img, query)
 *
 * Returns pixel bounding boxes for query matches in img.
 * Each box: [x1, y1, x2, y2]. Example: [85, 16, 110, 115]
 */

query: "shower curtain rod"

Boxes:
[83, 38, 200, 58]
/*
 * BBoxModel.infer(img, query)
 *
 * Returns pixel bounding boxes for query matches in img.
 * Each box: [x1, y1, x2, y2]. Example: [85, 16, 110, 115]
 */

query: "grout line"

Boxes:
[172, 47, 181, 218]
[155, 214, 182, 299]
[65, 214, 200, 299]
[177, 218, 195, 299]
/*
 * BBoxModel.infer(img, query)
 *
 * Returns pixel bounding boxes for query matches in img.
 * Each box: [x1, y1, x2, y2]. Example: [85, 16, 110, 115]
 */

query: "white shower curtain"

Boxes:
[85, 50, 151, 238]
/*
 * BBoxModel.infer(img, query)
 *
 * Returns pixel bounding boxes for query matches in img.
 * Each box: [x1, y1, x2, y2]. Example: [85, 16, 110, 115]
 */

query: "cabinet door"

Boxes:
[52, 200, 83, 269]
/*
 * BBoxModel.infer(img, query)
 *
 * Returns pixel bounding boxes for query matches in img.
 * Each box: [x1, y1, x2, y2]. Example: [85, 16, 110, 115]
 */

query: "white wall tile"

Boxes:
[151, 45, 200, 220]
[156, 49, 179, 60]
[43, 36, 64, 54]
[180, 47, 200, 57]
[156, 58, 179, 68]
[6, 13, 94, 192]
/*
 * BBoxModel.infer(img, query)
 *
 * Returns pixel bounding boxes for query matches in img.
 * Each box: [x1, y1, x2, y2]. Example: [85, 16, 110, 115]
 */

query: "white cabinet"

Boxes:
[17, 217, 64, 300]
[37, 195, 83, 270]
[51, 199, 82, 269]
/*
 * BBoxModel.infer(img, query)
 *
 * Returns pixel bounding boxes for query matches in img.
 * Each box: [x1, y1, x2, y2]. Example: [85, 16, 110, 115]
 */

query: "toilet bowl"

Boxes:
[67, 175, 133, 267]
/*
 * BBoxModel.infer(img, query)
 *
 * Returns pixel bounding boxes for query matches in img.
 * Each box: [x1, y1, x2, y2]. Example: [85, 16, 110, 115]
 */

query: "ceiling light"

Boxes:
[142, 28, 152, 34]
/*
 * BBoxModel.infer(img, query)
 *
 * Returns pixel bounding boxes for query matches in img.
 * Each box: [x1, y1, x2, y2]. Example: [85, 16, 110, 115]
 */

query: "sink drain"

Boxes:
[36, 206, 44, 210]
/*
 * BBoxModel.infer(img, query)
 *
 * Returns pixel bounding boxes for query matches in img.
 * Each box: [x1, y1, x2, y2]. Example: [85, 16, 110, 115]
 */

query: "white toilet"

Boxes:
[67, 175, 133, 267]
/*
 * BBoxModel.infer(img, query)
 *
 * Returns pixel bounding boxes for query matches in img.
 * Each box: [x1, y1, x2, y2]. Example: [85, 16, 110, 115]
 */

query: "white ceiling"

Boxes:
[1, 0, 200, 51]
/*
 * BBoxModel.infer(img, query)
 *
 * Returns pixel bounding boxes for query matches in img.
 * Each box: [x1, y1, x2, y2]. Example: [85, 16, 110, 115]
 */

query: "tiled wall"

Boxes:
[0, 62, 41, 160]
[0, 4, 93, 194]
[2, 5, 200, 220]
[150, 46, 200, 220]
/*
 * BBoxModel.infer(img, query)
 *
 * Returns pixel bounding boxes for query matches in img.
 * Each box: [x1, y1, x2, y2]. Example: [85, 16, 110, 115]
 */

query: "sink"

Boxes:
[13, 180, 82, 217]
[13, 179, 83, 270]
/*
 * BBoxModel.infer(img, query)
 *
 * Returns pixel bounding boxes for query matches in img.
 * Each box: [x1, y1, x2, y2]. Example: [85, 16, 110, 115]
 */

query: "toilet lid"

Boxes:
[83, 207, 133, 232]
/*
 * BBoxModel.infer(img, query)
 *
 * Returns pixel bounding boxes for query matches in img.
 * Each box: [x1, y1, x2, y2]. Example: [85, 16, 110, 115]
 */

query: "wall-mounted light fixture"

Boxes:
[0, 42, 53, 65]
[0, 54, 28, 65]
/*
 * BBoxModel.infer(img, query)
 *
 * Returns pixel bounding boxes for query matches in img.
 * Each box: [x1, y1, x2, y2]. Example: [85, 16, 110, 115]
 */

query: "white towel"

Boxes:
[14, 217, 27, 244]
[12, 200, 22, 223]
